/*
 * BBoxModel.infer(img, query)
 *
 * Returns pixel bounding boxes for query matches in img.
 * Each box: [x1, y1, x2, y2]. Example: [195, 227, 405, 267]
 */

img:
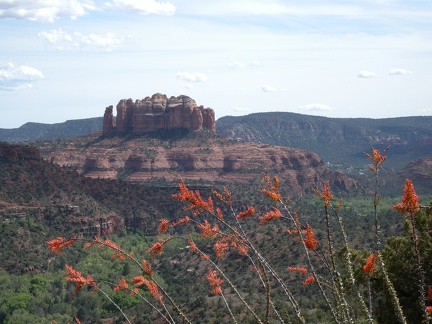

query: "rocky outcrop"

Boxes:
[42, 134, 358, 196]
[103, 93, 216, 135]
[0, 142, 40, 161]
[102, 106, 116, 136]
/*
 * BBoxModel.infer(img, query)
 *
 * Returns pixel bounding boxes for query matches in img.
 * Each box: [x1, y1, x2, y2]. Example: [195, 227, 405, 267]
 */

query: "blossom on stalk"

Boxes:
[259, 207, 282, 225]
[261, 173, 282, 201]
[113, 278, 128, 292]
[172, 180, 214, 216]
[48, 237, 76, 254]
[146, 239, 168, 258]
[207, 268, 224, 294]
[197, 219, 220, 238]
[158, 219, 169, 233]
[365, 147, 388, 171]
[141, 260, 153, 276]
[65, 265, 96, 296]
[392, 179, 420, 215]
[304, 225, 318, 251]
[288, 267, 308, 275]
[314, 181, 333, 206]
[212, 187, 232, 206]
[363, 254, 376, 274]
[303, 276, 315, 286]
[236, 206, 255, 219]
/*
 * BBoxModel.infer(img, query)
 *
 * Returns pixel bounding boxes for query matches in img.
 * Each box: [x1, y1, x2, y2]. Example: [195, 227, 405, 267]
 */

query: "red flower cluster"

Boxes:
[197, 219, 220, 238]
[261, 173, 282, 201]
[65, 265, 96, 296]
[314, 181, 333, 206]
[207, 268, 224, 295]
[236, 206, 255, 219]
[173, 180, 214, 216]
[303, 276, 315, 286]
[288, 267, 308, 275]
[48, 237, 76, 254]
[212, 187, 232, 206]
[158, 219, 169, 234]
[146, 239, 168, 258]
[132, 276, 163, 304]
[365, 147, 388, 171]
[142, 260, 153, 276]
[113, 278, 128, 292]
[259, 207, 283, 225]
[363, 254, 376, 274]
[392, 179, 420, 215]
[304, 225, 317, 251]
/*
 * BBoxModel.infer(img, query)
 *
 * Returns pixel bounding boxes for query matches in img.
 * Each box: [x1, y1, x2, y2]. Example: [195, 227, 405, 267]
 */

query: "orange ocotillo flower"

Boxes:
[304, 225, 318, 250]
[131, 276, 163, 304]
[261, 173, 282, 201]
[236, 206, 255, 219]
[303, 276, 315, 286]
[113, 278, 129, 292]
[141, 260, 153, 276]
[48, 237, 76, 254]
[172, 180, 214, 215]
[146, 239, 169, 258]
[365, 147, 388, 171]
[207, 268, 224, 295]
[392, 179, 421, 215]
[288, 267, 308, 275]
[363, 254, 376, 274]
[65, 265, 96, 296]
[314, 181, 333, 206]
[259, 207, 283, 225]
[158, 219, 169, 234]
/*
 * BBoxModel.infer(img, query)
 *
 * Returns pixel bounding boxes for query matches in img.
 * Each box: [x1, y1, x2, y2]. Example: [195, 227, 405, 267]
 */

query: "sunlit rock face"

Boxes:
[102, 93, 216, 135]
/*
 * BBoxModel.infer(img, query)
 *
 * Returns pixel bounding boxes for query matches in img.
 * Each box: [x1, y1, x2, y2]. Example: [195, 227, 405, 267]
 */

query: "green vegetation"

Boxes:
[1, 137, 432, 323]
[217, 112, 432, 169]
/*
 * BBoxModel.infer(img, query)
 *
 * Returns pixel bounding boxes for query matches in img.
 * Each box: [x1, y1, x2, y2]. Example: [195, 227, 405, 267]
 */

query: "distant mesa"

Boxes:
[103, 93, 216, 136]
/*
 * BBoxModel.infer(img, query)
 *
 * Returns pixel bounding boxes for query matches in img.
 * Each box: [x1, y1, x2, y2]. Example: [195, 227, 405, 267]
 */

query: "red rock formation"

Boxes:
[102, 106, 115, 136]
[103, 93, 216, 135]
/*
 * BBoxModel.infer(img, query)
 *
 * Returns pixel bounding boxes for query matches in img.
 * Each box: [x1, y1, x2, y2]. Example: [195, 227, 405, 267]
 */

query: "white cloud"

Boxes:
[104, 0, 175, 15]
[262, 85, 278, 92]
[0, 0, 96, 23]
[299, 103, 332, 112]
[389, 68, 412, 76]
[229, 61, 245, 69]
[38, 29, 126, 50]
[176, 72, 208, 82]
[184, 83, 194, 89]
[358, 71, 377, 78]
[0, 62, 44, 91]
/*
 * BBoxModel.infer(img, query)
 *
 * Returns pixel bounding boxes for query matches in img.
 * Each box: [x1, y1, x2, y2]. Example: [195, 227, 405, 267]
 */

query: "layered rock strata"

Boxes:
[103, 93, 215, 135]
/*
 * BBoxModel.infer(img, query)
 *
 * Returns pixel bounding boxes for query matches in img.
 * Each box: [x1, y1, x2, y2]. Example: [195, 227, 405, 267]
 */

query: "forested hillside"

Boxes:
[217, 112, 432, 169]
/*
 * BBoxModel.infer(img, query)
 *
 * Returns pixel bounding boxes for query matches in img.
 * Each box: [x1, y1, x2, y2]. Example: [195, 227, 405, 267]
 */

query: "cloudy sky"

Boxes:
[1, 0, 432, 128]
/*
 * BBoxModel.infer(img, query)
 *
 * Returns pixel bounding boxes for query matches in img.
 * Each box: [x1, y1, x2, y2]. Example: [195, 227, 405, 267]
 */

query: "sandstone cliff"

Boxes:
[41, 133, 357, 196]
[103, 93, 216, 135]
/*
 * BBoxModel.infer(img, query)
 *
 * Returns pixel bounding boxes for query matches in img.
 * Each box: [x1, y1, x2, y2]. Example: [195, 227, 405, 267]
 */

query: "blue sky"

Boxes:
[1, 0, 432, 128]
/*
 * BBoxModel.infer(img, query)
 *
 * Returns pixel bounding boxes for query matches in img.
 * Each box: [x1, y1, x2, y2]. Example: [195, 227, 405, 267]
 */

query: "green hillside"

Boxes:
[217, 112, 432, 169]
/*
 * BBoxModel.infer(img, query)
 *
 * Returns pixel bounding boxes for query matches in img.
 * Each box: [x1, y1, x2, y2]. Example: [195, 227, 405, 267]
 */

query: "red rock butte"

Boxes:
[103, 93, 216, 136]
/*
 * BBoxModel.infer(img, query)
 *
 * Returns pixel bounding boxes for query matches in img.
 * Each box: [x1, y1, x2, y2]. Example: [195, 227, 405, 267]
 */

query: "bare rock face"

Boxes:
[43, 135, 358, 196]
[103, 93, 215, 135]
[102, 106, 116, 136]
